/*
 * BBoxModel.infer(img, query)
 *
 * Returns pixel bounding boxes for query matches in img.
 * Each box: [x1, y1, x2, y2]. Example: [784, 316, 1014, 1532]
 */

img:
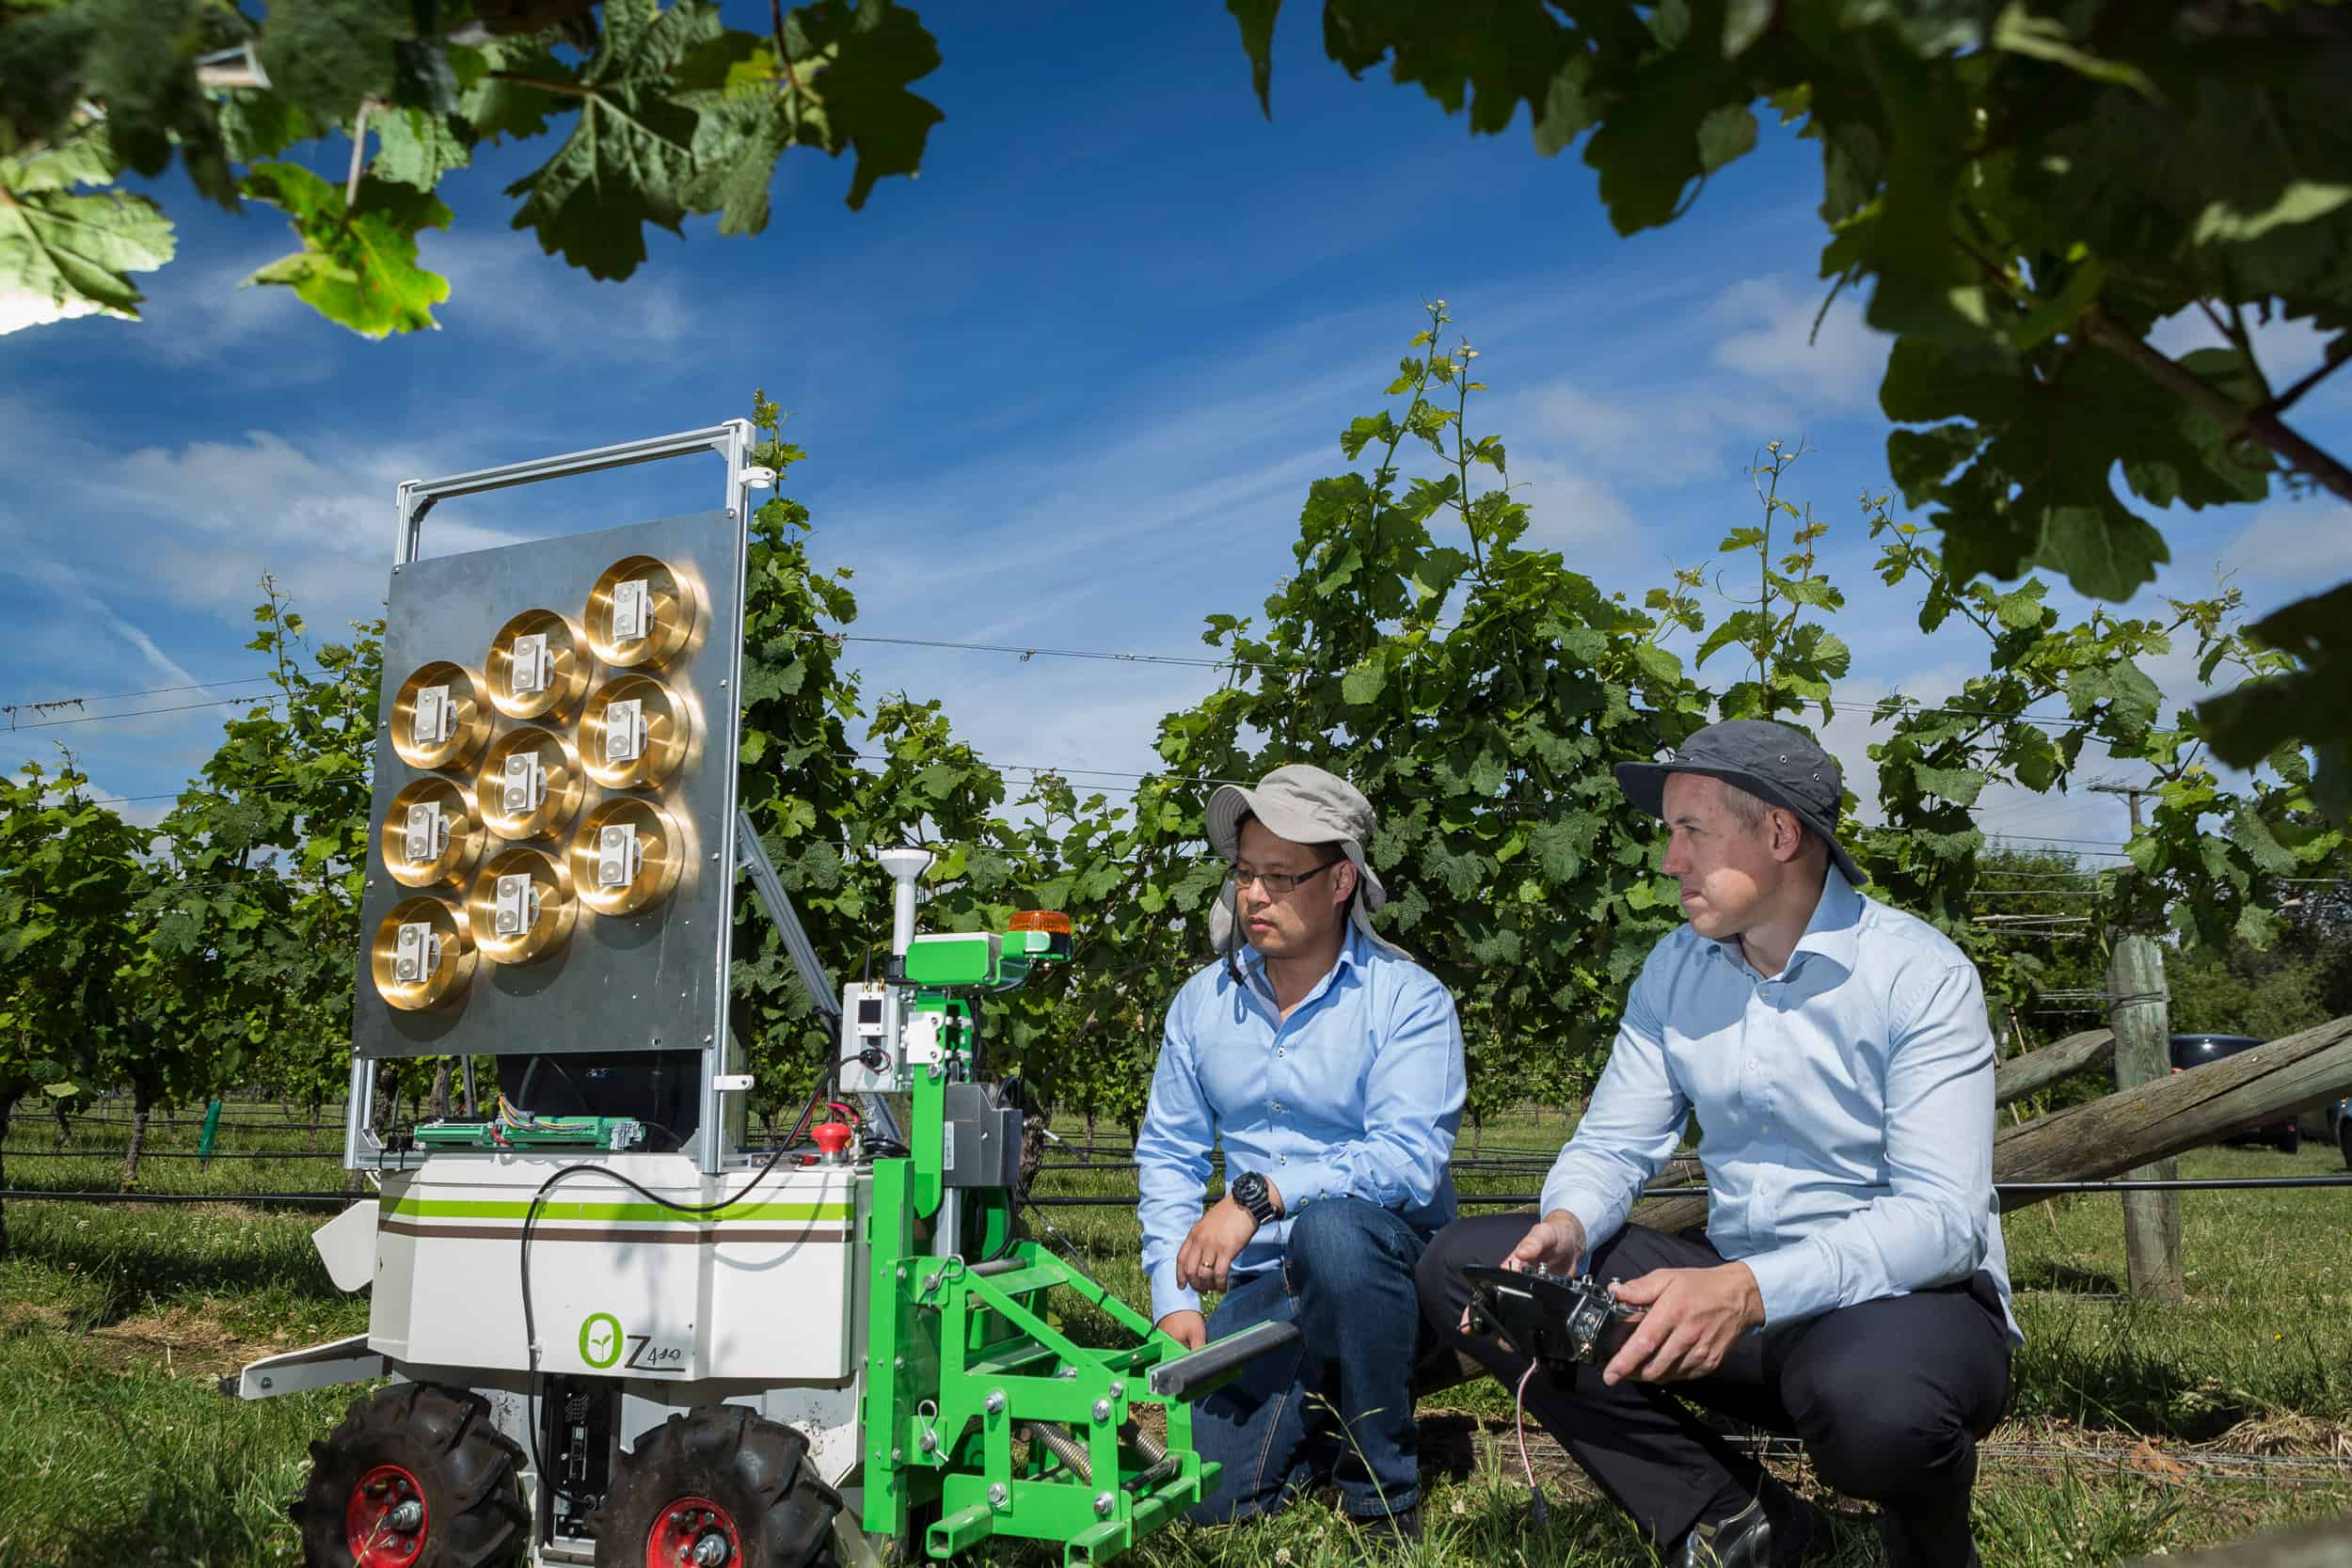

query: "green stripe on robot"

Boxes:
[383, 1196, 852, 1224]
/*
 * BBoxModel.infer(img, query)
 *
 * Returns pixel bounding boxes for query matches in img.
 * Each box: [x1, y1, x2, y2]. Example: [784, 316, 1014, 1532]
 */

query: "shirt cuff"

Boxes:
[1149, 1259, 1200, 1325]
[1273, 1158, 1342, 1212]
[1738, 1236, 1837, 1327]
[1537, 1181, 1614, 1267]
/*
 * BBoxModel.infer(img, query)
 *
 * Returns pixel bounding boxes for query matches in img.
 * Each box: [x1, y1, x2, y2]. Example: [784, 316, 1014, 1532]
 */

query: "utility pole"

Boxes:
[2091, 777, 2182, 1300]
[2089, 780, 2156, 831]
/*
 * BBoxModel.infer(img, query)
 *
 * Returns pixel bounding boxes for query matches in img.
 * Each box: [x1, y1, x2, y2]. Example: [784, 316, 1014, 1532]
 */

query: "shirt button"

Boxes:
[1277, 1049, 1285, 1057]
[1279, 1155, 1288, 1164]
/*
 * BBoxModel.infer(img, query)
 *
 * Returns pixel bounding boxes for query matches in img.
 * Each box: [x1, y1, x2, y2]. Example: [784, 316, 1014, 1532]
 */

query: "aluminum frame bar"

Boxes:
[393, 421, 755, 565]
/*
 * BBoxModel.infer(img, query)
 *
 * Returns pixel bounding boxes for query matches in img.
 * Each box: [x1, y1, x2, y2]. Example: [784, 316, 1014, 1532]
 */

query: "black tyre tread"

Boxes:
[586, 1405, 840, 1568]
[294, 1383, 530, 1568]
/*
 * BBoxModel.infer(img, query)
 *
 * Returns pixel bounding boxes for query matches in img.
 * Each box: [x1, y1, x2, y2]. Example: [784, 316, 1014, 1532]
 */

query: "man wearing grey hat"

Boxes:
[1136, 763, 1466, 1543]
[1416, 720, 2017, 1568]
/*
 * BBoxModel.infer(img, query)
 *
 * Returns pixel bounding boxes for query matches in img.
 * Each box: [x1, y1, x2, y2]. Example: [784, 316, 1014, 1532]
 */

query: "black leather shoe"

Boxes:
[1354, 1504, 1421, 1551]
[1671, 1484, 1828, 1568]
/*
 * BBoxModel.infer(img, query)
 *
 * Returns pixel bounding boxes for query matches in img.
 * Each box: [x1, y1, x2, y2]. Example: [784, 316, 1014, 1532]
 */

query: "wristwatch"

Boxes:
[1229, 1170, 1282, 1228]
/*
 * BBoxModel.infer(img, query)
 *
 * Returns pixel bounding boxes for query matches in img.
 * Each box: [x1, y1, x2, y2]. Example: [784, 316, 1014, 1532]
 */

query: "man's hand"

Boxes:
[1598, 1262, 1763, 1386]
[1175, 1195, 1261, 1293]
[1504, 1211, 1588, 1275]
[1460, 1210, 1590, 1335]
[1156, 1309, 1207, 1351]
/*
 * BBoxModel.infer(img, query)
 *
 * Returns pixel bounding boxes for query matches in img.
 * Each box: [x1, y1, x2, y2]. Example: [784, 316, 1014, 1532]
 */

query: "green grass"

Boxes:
[2, 1111, 2347, 1565]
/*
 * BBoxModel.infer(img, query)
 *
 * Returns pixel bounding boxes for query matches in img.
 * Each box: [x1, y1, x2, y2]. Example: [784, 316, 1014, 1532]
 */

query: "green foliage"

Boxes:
[136, 579, 383, 1129]
[0, 0, 941, 331]
[0, 121, 173, 322]
[2165, 942, 2332, 1042]
[241, 162, 451, 337]
[4, 310, 2341, 1159]
[1225, 0, 2352, 847]
[1696, 440, 1849, 722]
[0, 753, 153, 1122]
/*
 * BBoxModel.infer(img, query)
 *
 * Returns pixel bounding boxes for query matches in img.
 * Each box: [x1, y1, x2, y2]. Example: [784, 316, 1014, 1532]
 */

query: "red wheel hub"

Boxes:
[344, 1463, 429, 1568]
[645, 1495, 741, 1568]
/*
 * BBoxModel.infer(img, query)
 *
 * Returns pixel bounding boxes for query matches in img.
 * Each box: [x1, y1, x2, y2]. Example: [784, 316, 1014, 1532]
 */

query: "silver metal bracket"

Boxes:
[221, 1333, 386, 1402]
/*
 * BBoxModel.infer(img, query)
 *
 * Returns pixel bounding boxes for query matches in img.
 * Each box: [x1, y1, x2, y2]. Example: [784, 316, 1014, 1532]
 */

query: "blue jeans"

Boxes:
[1184, 1196, 1430, 1524]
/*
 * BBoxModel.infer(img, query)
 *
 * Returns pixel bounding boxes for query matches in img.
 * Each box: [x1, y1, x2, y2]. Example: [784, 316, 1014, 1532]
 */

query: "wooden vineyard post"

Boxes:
[2107, 932, 2183, 1303]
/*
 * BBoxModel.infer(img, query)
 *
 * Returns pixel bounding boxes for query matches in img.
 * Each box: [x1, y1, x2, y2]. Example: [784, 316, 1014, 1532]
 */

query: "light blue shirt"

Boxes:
[1542, 867, 2020, 1342]
[1137, 926, 1467, 1323]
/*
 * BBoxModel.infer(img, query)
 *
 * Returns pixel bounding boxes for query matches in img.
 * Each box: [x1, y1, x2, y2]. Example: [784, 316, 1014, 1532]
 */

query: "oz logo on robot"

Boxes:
[577, 1311, 686, 1372]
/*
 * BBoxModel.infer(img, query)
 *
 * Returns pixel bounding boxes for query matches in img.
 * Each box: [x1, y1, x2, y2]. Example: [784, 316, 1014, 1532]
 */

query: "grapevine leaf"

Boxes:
[241, 163, 450, 338]
[1696, 103, 1756, 173]
[457, 37, 568, 141]
[2225, 804, 2296, 878]
[215, 90, 323, 163]
[684, 1, 942, 230]
[2199, 582, 2352, 819]
[372, 108, 472, 189]
[0, 140, 175, 330]
[501, 0, 725, 279]
[0, 0, 235, 204]
[1226, 0, 1279, 115]
[1912, 764, 1987, 808]
[256, 0, 412, 127]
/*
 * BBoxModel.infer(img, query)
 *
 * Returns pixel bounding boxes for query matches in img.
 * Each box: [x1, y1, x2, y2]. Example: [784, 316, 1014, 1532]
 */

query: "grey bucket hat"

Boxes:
[1613, 719, 1868, 886]
[1203, 764, 1403, 957]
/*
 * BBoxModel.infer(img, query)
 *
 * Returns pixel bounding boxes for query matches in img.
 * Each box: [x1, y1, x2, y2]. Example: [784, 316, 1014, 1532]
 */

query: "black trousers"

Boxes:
[1416, 1216, 2012, 1568]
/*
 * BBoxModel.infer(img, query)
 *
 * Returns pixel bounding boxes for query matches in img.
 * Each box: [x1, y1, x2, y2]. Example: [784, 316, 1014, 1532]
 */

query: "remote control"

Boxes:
[1462, 1263, 1640, 1372]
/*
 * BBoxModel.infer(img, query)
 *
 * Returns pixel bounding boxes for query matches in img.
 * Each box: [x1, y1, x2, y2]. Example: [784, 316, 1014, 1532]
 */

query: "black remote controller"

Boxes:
[1462, 1263, 1639, 1372]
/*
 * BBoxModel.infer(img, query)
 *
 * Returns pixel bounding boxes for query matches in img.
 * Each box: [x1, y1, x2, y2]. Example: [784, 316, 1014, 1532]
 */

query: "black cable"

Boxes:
[518, 1143, 794, 1503]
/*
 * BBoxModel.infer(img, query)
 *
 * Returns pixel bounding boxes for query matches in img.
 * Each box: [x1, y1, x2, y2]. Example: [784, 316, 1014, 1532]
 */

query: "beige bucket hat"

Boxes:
[1203, 763, 1403, 958]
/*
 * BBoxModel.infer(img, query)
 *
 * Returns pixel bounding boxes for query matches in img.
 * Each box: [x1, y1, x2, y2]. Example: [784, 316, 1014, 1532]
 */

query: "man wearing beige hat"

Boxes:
[1136, 763, 1466, 1543]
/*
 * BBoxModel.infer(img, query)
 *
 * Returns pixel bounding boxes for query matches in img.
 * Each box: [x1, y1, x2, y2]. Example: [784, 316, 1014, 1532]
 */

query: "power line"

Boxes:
[0, 674, 278, 708]
[1, 692, 280, 732]
[802, 627, 2106, 726]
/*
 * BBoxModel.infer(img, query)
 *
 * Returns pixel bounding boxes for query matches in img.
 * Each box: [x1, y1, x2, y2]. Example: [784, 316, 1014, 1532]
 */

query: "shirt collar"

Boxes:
[1704, 864, 1864, 978]
[1239, 922, 1371, 999]
[1789, 864, 1865, 974]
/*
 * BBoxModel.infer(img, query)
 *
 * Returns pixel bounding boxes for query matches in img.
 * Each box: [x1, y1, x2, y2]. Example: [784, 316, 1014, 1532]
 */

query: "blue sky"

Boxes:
[4, 2, 2347, 862]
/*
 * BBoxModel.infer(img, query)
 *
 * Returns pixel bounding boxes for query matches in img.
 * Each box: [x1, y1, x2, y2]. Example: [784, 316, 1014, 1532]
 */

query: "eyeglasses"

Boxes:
[1231, 861, 1339, 895]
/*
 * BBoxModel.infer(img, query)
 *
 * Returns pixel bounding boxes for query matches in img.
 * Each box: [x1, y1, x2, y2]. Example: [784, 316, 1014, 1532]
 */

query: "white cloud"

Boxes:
[1708, 274, 1890, 413]
[424, 230, 694, 362]
[25, 559, 203, 689]
[1525, 381, 1797, 490]
[138, 251, 330, 373]
[1507, 456, 1640, 554]
[2217, 499, 2352, 589]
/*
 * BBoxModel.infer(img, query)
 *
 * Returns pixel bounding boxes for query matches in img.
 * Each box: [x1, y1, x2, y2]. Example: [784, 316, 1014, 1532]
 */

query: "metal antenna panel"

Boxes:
[353, 509, 746, 1065]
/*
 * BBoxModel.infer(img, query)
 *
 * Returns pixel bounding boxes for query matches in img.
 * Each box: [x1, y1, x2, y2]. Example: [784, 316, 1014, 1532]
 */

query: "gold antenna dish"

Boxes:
[585, 554, 696, 670]
[478, 727, 586, 843]
[380, 777, 485, 890]
[468, 847, 577, 965]
[485, 609, 592, 722]
[371, 896, 475, 1010]
[569, 798, 688, 917]
[389, 662, 492, 772]
[580, 674, 691, 791]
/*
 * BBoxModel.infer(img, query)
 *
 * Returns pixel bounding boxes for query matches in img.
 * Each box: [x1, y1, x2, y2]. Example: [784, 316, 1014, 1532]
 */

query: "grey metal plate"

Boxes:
[354, 511, 744, 1060]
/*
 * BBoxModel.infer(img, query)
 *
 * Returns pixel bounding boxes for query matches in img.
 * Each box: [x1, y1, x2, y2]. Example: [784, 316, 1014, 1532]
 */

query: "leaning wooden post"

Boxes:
[2107, 931, 2183, 1302]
